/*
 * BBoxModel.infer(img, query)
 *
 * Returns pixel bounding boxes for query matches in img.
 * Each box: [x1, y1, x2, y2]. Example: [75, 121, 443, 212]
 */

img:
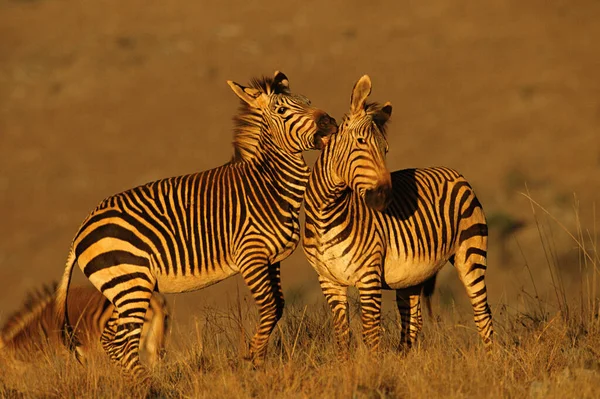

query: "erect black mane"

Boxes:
[249, 75, 291, 96]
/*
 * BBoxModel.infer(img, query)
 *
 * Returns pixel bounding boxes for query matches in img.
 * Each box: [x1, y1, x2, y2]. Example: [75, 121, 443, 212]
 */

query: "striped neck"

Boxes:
[249, 129, 311, 207]
[305, 139, 349, 214]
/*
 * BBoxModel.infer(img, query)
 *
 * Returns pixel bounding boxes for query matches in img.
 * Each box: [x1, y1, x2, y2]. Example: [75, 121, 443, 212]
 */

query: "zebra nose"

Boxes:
[314, 114, 338, 149]
[317, 114, 338, 133]
[364, 182, 392, 212]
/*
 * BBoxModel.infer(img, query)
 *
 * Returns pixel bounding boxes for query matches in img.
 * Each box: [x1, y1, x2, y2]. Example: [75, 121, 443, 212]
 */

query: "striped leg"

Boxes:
[140, 295, 169, 368]
[95, 278, 155, 381]
[357, 279, 382, 353]
[395, 285, 423, 352]
[100, 308, 118, 360]
[319, 275, 350, 359]
[241, 261, 284, 367]
[453, 234, 493, 350]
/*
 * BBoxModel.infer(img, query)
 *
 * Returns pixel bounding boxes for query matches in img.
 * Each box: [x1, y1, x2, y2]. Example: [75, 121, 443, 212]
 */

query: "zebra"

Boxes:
[302, 75, 493, 357]
[55, 71, 338, 379]
[1, 283, 169, 368]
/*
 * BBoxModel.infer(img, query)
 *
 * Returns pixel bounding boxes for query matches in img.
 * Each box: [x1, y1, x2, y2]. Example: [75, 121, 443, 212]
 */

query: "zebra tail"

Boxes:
[421, 273, 438, 320]
[54, 246, 81, 359]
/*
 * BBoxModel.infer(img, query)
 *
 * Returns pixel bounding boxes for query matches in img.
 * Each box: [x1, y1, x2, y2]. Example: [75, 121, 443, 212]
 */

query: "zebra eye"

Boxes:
[357, 137, 366, 145]
[277, 106, 287, 115]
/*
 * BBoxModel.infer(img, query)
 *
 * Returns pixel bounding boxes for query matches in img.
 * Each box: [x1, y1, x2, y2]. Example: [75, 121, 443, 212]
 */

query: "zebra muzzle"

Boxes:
[314, 114, 338, 149]
[364, 183, 392, 211]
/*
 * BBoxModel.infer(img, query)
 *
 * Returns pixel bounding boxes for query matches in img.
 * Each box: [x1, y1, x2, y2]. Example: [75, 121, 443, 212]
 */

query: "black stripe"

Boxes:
[84, 251, 149, 278]
[76, 220, 151, 259]
[467, 275, 485, 287]
[100, 273, 152, 292]
[113, 286, 153, 305]
[459, 223, 488, 243]
[466, 247, 487, 260]
[467, 263, 487, 274]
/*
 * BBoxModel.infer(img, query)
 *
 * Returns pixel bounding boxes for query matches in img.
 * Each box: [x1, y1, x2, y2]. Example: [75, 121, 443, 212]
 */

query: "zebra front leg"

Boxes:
[395, 285, 423, 352]
[241, 260, 284, 367]
[357, 278, 383, 353]
[319, 275, 350, 360]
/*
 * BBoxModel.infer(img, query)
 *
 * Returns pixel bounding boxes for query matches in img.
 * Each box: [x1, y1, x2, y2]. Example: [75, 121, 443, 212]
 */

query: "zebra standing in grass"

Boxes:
[1, 283, 169, 367]
[302, 75, 493, 356]
[55, 71, 337, 379]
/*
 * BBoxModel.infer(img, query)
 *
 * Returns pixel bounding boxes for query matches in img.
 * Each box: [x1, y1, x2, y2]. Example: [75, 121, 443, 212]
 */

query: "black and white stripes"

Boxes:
[302, 75, 493, 356]
[55, 71, 337, 380]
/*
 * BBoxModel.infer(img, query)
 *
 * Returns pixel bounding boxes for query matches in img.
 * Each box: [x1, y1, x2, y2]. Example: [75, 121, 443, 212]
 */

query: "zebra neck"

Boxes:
[306, 152, 349, 214]
[251, 133, 311, 206]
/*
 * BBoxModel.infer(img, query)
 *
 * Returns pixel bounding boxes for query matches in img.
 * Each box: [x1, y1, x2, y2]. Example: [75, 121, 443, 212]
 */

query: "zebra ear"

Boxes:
[350, 75, 372, 114]
[272, 71, 290, 93]
[375, 101, 393, 126]
[228, 80, 263, 107]
[381, 102, 392, 118]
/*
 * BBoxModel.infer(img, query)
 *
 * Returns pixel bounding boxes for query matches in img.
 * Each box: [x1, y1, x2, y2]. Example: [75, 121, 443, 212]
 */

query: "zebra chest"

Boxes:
[310, 228, 376, 286]
[314, 248, 364, 286]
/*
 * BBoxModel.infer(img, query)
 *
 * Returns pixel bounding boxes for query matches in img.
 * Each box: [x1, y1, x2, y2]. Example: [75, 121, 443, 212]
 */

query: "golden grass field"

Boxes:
[1, 272, 599, 398]
[1, 0, 599, 397]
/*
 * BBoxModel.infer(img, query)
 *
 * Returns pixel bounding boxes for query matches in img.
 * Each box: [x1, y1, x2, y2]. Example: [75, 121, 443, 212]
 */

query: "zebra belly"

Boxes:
[312, 252, 363, 286]
[155, 264, 239, 293]
[382, 255, 447, 289]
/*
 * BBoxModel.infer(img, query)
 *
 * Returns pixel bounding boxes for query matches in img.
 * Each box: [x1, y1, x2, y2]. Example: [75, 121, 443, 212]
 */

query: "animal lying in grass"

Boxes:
[1, 283, 169, 367]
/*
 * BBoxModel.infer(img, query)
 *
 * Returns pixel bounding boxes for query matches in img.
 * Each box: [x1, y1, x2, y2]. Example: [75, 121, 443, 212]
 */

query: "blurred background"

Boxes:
[1, 0, 599, 334]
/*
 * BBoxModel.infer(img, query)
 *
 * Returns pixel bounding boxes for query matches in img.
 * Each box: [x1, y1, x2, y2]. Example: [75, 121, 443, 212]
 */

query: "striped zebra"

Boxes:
[55, 71, 337, 379]
[302, 75, 493, 356]
[1, 283, 169, 367]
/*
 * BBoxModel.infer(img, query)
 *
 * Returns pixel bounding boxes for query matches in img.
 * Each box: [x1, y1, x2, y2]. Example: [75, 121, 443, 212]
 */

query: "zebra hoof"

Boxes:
[242, 352, 265, 369]
[396, 343, 412, 357]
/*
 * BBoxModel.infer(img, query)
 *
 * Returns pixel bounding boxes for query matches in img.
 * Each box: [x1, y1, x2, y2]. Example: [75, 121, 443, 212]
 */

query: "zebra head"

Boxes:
[228, 71, 337, 162]
[334, 75, 392, 211]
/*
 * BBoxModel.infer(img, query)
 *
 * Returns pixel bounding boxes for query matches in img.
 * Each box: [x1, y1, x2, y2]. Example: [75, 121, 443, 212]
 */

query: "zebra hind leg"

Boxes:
[241, 261, 285, 367]
[453, 232, 494, 351]
[100, 308, 119, 362]
[319, 275, 350, 360]
[395, 285, 423, 353]
[139, 294, 169, 369]
[99, 287, 154, 382]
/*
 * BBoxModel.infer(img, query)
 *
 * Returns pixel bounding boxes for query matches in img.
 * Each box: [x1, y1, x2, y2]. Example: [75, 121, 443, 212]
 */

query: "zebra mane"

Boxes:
[0, 282, 57, 344]
[231, 75, 291, 163]
[341, 101, 390, 137]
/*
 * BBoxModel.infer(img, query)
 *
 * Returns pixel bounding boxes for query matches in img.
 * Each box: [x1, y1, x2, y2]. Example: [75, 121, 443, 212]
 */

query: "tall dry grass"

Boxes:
[1, 199, 598, 399]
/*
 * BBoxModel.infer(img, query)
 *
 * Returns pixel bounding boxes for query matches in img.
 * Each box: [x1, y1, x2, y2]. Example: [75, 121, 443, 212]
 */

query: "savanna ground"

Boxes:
[1, 0, 599, 397]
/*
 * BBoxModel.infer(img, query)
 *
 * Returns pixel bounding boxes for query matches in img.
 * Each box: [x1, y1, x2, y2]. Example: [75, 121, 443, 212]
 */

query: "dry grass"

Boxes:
[1, 299, 599, 399]
[1, 202, 598, 399]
